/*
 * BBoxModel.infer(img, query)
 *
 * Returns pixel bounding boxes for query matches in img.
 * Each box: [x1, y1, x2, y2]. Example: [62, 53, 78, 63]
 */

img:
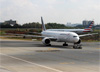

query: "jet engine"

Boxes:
[42, 37, 51, 45]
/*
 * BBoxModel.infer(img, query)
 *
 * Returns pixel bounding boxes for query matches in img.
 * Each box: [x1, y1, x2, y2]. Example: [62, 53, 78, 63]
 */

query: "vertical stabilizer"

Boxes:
[84, 21, 94, 32]
[41, 17, 46, 31]
[85, 21, 94, 29]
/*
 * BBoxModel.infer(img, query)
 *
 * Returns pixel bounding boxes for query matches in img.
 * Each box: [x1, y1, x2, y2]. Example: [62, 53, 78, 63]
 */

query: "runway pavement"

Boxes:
[0, 39, 100, 72]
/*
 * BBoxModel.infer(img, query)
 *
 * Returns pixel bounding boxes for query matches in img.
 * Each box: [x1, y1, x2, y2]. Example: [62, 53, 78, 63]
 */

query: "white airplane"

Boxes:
[24, 17, 96, 49]
[46, 20, 94, 34]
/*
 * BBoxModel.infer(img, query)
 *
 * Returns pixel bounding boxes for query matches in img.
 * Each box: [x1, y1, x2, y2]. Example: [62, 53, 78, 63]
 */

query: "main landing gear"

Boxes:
[63, 42, 68, 46]
[73, 44, 82, 49]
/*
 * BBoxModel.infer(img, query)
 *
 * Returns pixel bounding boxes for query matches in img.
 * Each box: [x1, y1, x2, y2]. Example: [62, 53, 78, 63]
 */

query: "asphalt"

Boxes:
[0, 39, 100, 72]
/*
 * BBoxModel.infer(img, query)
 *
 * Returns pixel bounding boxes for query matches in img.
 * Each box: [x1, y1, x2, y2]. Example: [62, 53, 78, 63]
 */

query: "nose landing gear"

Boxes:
[73, 44, 82, 49]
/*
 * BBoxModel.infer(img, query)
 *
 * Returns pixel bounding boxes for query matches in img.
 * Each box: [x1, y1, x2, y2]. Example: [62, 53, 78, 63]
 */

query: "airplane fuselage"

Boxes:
[41, 31, 80, 43]
[47, 29, 92, 34]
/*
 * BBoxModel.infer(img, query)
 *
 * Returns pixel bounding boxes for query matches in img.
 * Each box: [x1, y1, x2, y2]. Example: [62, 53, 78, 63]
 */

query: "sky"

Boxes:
[0, 0, 100, 25]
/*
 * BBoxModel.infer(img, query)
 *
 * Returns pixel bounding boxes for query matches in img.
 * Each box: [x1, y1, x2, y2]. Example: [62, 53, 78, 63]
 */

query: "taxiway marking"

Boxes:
[0, 53, 63, 72]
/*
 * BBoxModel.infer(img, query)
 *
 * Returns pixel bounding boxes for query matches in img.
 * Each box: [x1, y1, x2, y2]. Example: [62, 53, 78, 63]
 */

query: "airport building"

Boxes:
[66, 22, 81, 27]
[4, 19, 17, 25]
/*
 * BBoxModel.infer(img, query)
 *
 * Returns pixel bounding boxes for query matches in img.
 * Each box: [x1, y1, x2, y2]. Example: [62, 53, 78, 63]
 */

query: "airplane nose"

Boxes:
[74, 37, 79, 43]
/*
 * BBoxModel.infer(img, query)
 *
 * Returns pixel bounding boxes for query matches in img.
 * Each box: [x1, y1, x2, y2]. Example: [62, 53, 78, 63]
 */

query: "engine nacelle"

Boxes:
[42, 37, 50, 45]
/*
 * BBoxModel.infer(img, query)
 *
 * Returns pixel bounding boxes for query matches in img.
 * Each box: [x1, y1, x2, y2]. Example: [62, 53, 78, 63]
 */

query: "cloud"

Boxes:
[69, 0, 80, 3]
[0, 0, 100, 24]
[44, 0, 57, 4]
[0, 0, 40, 24]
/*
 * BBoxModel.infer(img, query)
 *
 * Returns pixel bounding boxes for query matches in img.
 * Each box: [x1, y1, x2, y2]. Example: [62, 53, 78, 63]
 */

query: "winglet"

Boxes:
[41, 17, 46, 31]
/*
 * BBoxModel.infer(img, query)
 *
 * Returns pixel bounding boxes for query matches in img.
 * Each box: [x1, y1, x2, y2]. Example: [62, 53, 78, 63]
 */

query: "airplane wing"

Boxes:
[0, 36, 23, 37]
[27, 32, 41, 35]
[3, 32, 57, 40]
[79, 33, 98, 37]
[23, 35, 45, 38]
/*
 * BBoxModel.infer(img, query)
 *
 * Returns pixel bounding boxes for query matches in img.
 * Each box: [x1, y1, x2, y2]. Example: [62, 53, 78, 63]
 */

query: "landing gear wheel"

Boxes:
[63, 42, 68, 46]
[73, 44, 82, 49]
[73, 46, 78, 49]
[73, 46, 75, 48]
[23, 36, 26, 38]
[78, 47, 82, 49]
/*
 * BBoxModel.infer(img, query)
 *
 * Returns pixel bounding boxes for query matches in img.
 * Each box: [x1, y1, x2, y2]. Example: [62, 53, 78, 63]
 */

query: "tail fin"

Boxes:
[83, 21, 94, 32]
[41, 17, 46, 31]
[85, 21, 94, 29]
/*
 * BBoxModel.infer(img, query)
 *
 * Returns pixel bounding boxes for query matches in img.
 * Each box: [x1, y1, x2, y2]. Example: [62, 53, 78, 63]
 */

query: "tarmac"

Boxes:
[0, 39, 100, 72]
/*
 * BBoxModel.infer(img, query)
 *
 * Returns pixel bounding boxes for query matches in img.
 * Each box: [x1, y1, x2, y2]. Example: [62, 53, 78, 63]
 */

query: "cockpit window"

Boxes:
[73, 36, 77, 37]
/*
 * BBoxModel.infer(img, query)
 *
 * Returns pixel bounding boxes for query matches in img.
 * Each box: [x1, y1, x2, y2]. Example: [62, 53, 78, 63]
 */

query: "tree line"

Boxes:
[0, 22, 77, 29]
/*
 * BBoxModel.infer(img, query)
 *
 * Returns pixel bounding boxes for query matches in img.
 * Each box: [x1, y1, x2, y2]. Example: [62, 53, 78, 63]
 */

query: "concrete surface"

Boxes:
[0, 39, 100, 72]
